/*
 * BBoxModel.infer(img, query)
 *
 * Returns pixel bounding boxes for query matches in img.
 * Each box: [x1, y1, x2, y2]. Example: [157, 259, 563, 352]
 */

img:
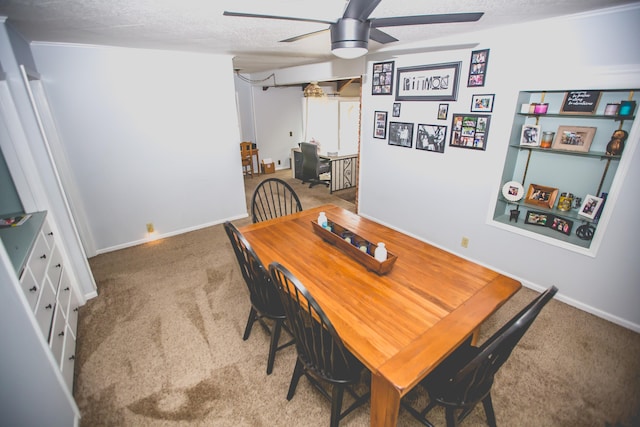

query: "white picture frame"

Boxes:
[520, 124, 541, 146]
[578, 194, 604, 220]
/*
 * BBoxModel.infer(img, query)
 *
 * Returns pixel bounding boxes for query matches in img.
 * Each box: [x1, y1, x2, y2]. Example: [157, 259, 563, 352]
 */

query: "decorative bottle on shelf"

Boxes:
[374, 242, 387, 262]
[317, 211, 328, 229]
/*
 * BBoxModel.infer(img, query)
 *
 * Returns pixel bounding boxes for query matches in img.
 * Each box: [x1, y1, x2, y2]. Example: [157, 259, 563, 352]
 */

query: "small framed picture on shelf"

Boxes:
[520, 124, 541, 146]
[373, 111, 388, 139]
[550, 216, 573, 236]
[470, 94, 495, 112]
[552, 126, 597, 153]
[578, 194, 604, 220]
[524, 210, 550, 227]
[560, 90, 601, 115]
[524, 183, 558, 209]
[502, 181, 524, 202]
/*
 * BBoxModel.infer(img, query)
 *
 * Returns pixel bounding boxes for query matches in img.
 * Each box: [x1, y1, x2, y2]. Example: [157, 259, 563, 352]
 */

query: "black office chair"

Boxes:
[300, 142, 330, 188]
[269, 262, 370, 427]
[250, 178, 303, 223]
[223, 221, 294, 374]
[402, 286, 558, 427]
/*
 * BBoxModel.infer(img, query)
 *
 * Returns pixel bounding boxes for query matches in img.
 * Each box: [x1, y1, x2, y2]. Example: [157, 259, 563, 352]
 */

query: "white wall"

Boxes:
[30, 44, 247, 254]
[358, 5, 640, 331]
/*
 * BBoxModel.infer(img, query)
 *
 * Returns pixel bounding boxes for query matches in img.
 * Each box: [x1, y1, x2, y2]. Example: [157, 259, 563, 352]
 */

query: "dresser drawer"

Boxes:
[67, 289, 80, 339]
[25, 231, 51, 284]
[46, 246, 63, 291]
[41, 219, 55, 250]
[57, 269, 72, 318]
[34, 278, 56, 340]
[50, 304, 66, 365]
[19, 268, 41, 311]
[61, 326, 76, 393]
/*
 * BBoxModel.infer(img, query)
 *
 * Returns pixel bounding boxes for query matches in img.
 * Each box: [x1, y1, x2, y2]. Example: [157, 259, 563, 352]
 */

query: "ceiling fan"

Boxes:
[223, 0, 483, 59]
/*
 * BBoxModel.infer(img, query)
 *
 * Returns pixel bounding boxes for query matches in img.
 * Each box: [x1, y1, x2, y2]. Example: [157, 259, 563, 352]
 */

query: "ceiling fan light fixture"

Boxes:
[331, 18, 370, 59]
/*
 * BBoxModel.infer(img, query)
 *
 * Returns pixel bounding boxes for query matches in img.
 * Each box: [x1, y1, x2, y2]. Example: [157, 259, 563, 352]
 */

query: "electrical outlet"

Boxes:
[278, 159, 281, 165]
[146, 223, 154, 233]
[461, 237, 469, 248]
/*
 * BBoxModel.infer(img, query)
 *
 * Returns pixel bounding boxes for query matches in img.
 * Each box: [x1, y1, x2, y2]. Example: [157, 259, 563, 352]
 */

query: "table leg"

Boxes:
[370, 372, 400, 427]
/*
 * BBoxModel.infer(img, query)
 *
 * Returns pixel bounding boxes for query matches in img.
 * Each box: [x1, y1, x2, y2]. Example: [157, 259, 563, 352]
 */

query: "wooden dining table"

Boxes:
[238, 204, 521, 427]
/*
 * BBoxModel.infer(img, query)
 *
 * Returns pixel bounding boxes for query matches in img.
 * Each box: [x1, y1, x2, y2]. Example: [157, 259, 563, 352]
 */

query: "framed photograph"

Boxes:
[449, 113, 491, 150]
[560, 90, 601, 115]
[578, 194, 604, 220]
[520, 124, 541, 146]
[467, 49, 490, 87]
[372, 61, 394, 95]
[552, 126, 597, 152]
[392, 103, 401, 117]
[524, 183, 559, 209]
[550, 216, 573, 236]
[437, 103, 449, 120]
[388, 122, 414, 148]
[373, 111, 388, 139]
[502, 181, 524, 202]
[524, 210, 550, 227]
[470, 94, 495, 112]
[395, 62, 461, 101]
[416, 124, 447, 153]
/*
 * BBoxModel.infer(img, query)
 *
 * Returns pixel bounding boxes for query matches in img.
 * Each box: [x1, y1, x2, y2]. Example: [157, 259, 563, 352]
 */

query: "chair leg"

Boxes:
[445, 407, 458, 427]
[482, 394, 497, 427]
[287, 359, 304, 400]
[243, 307, 257, 340]
[330, 385, 345, 427]
[266, 318, 283, 375]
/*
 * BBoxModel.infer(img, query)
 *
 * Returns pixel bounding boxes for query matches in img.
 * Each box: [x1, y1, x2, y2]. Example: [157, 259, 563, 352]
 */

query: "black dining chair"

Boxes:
[250, 178, 303, 223]
[300, 142, 330, 188]
[224, 221, 294, 374]
[402, 286, 558, 427]
[269, 262, 369, 427]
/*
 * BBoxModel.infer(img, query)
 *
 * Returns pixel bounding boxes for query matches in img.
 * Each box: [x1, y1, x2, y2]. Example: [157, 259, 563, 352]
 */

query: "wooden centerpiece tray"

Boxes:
[311, 219, 397, 275]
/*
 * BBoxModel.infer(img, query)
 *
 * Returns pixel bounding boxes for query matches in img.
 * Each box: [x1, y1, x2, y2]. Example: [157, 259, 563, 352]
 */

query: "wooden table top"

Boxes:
[239, 204, 521, 395]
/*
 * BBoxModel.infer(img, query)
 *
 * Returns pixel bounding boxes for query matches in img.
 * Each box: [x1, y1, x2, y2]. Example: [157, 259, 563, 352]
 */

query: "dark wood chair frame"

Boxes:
[250, 178, 303, 223]
[269, 262, 370, 427]
[402, 286, 558, 427]
[224, 221, 294, 374]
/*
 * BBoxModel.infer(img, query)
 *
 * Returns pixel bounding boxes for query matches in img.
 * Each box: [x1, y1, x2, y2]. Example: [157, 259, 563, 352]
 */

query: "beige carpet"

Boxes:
[74, 169, 640, 426]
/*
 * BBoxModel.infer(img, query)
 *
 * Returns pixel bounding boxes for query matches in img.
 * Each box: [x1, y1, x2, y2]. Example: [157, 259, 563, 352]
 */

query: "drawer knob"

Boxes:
[64, 287, 70, 291]
[45, 304, 52, 310]
[40, 254, 47, 259]
[73, 307, 79, 312]
[58, 331, 64, 337]
[47, 232, 54, 236]
[69, 355, 75, 361]
[29, 286, 37, 292]
[55, 263, 61, 268]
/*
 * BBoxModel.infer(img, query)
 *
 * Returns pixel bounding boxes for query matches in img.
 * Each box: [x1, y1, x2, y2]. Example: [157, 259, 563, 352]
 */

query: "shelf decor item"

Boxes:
[616, 100, 637, 118]
[604, 103, 620, 116]
[552, 126, 597, 152]
[560, 90, 601, 115]
[502, 181, 524, 202]
[524, 184, 558, 209]
[550, 216, 573, 236]
[524, 210, 550, 227]
[395, 62, 461, 101]
[520, 124, 541, 146]
[578, 194, 604, 220]
[540, 131, 554, 148]
[605, 129, 628, 155]
[533, 103, 548, 114]
[372, 61, 394, 95]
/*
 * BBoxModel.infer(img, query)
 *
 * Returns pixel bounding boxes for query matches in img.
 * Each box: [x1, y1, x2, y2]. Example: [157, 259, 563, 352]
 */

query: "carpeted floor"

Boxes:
[73, 169, 640, 426]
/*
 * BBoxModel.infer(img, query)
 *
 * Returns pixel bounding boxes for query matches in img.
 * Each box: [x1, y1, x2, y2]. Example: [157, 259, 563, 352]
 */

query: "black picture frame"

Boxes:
[449, 113, 491, 150]
[373, 111, 388, 139]
[392, 103, 401, 117]
[560, 90, 602, 115]
[395, 62, 461, 101]
[524, 210, 550, 227]
[372, 61, 394, 95]
[470, 94, 495, 112]
[467, 49, 489, 87]
[550, 216, 573, 236]
[437, 103, 449, 120]
[388, 122, 414, 148]
[416, 124, 447, 153]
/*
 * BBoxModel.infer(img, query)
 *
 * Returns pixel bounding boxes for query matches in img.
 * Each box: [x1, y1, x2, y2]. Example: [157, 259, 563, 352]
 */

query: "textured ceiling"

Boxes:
[0, 0, 637, 73]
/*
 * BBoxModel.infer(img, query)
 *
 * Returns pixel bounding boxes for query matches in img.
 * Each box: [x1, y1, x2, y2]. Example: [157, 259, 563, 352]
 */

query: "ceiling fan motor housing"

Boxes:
[331, 18, 370, 50]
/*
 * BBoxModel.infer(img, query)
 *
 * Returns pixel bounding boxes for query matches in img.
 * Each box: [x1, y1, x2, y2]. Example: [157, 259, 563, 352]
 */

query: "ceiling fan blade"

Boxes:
[343, 0, 382, 20]
[371, 12, 484, 28]
[280, 28, 330, 43]
[369, 28, 398, 44]
[223, 11, 333, 25]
